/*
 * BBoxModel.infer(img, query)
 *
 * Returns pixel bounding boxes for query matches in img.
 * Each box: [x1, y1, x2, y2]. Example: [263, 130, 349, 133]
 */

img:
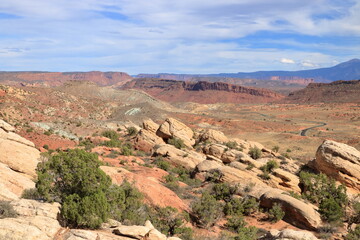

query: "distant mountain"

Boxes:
[121, 78, 284, 104]
[0, 71, 132, 87]
[137, 58, 360, 83]
[282, 80, 360, 103]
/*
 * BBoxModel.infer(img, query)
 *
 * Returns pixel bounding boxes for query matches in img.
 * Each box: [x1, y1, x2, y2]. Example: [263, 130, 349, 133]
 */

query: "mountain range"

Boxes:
[137, 58, 360, 83]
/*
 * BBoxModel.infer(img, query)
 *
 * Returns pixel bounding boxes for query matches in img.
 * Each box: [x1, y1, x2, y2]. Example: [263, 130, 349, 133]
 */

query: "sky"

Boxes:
[0, 0, 359, 74]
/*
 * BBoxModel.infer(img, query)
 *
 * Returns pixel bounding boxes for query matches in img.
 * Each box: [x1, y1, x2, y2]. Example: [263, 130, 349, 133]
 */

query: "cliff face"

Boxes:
[122, 78, 284, 104]
[0, 71, 132, 87]
[283, 80, 360, 103]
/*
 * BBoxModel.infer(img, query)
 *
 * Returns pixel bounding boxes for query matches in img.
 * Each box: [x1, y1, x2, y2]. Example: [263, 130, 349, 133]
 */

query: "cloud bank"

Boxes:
[0, 0, 359, 73]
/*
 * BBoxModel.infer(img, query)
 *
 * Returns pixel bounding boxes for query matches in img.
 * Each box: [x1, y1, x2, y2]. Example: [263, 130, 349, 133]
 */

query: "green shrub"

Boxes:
[248, 147, 261, 159]
[101, 130, 119, 140]
[21, 188, 42, 200]
[268, 203, 285, 223]
[225, 141, 238, 149]
[319, 197, 344, 223]
[168, 138, 186, 149]
[191, 191, 223, 228]
[102, 139, 122, 148]
[349, 201, 360, 225]
[121, 146, 133, 156]
[211, 183, 238, 202]
[205, 169, 224, 183]
[43, 144, 49, 150]
[78, 139, 95, 151]
[127, 127, 138, 136]
[260, 160, 279, 173]
[44, 128, 54, 136]
[299, 171, 347, 222]
[272, 146, 280, 153]
[345, 225, 360, 240]
[225, 216, 258, 240]
[224, 197, 258, 217]
[35, 149, 144, 229]
[0, 201, 17, 219]
[154, 157, 171, 171]
[258, 171, 271, 180]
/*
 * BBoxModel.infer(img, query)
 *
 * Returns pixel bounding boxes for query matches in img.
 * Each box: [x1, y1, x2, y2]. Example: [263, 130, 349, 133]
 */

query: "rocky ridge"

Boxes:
[122, 78, 284, 104]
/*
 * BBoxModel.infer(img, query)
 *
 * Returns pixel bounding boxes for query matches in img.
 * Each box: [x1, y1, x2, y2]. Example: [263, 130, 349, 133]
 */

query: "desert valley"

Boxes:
[0, 59, 360, 240]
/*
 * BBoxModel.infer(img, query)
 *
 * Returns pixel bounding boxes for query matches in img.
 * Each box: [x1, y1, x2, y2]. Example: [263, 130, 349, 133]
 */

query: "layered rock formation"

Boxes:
[284, 80, 360, 103]
[122, 78, 284, 104]
[0, 120, 40, 200]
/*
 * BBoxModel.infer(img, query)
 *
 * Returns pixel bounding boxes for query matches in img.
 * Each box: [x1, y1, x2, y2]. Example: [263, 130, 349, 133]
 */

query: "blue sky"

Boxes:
[0, 0, 359, 74]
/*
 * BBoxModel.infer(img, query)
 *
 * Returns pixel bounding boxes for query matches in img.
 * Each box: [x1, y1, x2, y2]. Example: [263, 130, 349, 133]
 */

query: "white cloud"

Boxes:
[280, 58, 295, 64]
[301, 60, 318, 68]
[0, 0, 359, 73]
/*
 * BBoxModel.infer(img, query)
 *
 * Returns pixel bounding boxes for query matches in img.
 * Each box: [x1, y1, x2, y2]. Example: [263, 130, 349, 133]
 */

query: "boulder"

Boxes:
[203, 143, 253, 164]
[156, 118, 195, 147]
[198, 129, 229, 144]
[268, 229, 319, 240]
[260, 189, 322, 230]
[314, 140, 360, 191]
[154, 144, 205, 169]
[134, 129, 165, 152]
[113, 225, 150, 239]
[271, 169, 301, 193]
[143, 119, 159, 134]
[148, 229, 167, 240]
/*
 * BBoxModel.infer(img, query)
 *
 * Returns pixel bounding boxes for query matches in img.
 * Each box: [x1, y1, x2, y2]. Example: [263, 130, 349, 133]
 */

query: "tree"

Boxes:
[35, 149, 144, 229]
[191, 191, 223, 228]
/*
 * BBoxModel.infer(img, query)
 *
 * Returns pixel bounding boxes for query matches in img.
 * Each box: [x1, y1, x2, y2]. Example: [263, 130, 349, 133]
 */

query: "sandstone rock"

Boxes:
[203, 144, 227, 159]
[0, 129, 40, 178]
[65, 229, 130, 240]
[269, 229, 319, 240]
[0, 119, 15, 132]
[113, 225, 150, 239]
[101, 166, 189, 211]
[196, 160, 223, 172]
[0, 128, 35, 147]
[156, 118, 195, 147]
[0, 199, 61, 240]
[134, 129, 165, 152]
[203, 143, 253, 164]
[272, 169, 301, 193]
[0, 162, 35, 201]
[148, 229, 167, 240]
[143, 119, 159, 134]
[86, 136, 111, 145]
[260, 189, 322, 230]
[154, 144, 205, 169]
[232, 139, 264, 153]
[11, 199, 60, 219]
[167, 237, 182, 240]
[198, 129, 228, 144]
[314, 140, 360, 191]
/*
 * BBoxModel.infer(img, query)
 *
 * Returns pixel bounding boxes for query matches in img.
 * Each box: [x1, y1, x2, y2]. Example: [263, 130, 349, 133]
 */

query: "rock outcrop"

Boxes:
[100, 166, 189, 211]
[198, 129, 229, 144]
[0, 120, 40, 200]
[0, 199, 61, 240]
[314, 140, 360, 191]
[268, 229, 319, 240]
[156, 118, 195, 147]
[154, 144, 205, 169]
[134, 129, 165, 152]
[260, 189, 322, 230]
